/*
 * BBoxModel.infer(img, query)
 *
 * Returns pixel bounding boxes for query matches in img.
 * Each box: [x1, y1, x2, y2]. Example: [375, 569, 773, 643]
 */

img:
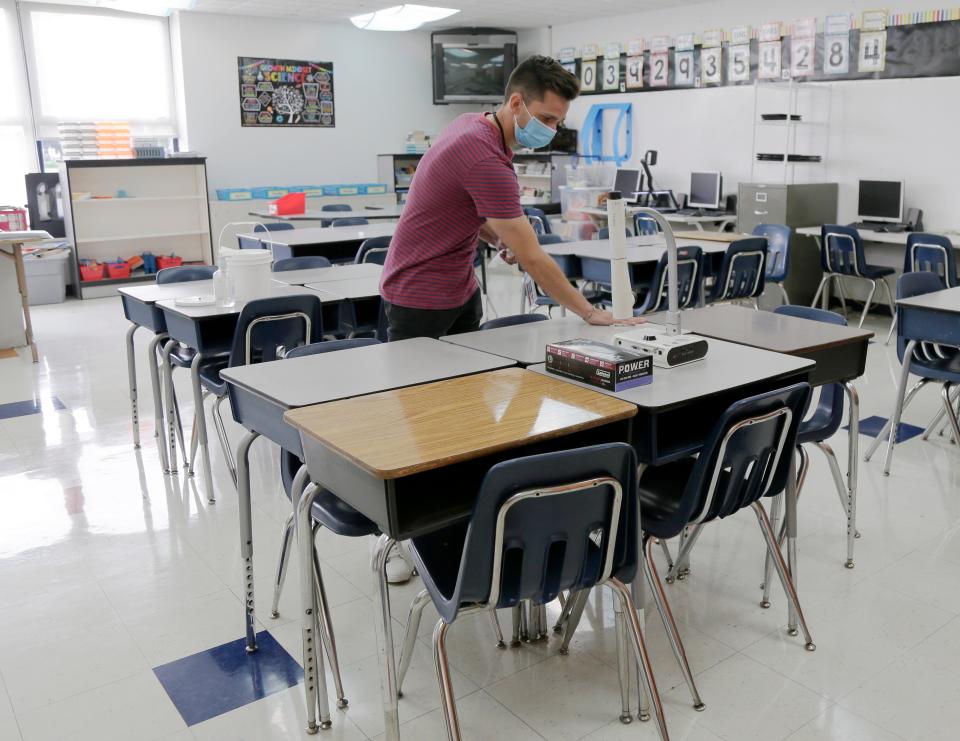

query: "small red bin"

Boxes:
[79, 262, 105, 282]
[156, 255, 183, 270]
[106, 262, 131, 279]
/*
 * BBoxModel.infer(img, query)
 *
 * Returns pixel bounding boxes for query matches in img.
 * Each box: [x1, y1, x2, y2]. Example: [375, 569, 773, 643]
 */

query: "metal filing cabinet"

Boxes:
[738, 182, 838, 306]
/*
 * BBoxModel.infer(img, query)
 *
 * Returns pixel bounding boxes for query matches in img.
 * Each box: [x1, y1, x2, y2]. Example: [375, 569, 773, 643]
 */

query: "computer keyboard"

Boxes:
[848, 222, 908, 233]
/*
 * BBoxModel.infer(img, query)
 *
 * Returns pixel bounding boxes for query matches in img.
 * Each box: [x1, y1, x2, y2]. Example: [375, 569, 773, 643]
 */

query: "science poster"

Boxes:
[238, 57, 335, 127]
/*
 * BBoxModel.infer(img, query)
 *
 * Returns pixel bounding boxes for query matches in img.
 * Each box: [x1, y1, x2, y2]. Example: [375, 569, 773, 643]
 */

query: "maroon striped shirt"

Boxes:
[380, 113, 523, 310]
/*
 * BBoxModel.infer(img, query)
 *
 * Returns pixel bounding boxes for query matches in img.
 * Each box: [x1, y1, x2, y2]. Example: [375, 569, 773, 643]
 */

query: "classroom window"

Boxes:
[0, 4, 36, 205]
[26, 8, 175, 130]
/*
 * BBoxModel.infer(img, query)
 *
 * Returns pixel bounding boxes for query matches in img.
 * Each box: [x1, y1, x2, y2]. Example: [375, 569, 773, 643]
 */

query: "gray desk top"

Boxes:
[249, 205, 404, 221]
[528, 338, 814, 410]
[543, 237, 728, 263]
[220, 337, 514, 409]
[157, 282, 341, 319]
[897, 285, 960, 312]
[442, 317, 629, 365]
[796, 226, 960, 247]
[239, 223, 396, 247]
[118, 279, 215, 305]
[305, 276, 380, 300]
[271, 263, 382, 286]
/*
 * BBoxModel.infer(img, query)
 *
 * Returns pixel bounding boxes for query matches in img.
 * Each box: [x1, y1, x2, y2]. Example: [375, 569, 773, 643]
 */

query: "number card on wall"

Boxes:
[650, 51, 669, 86]
[790, 37, 815, 77]
[859, 30, 888, 71]
[701, 46, 723, 84]
[674, 51, 695, 86]
[823, 34, 850, 74]
[602, 56, 621, 90]
[580, 60, 597, 91]
[758, 41, 782, 78]
[626, 56, 644, 88]
[728, 44, 751, 82]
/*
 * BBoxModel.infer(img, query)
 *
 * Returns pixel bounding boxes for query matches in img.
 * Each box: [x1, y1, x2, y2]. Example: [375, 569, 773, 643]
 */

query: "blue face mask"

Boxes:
[514, 99, 557, 150]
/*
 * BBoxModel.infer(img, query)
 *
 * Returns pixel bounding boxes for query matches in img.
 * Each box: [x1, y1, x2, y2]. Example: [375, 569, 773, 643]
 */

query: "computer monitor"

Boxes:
[613, 168, 641, 199]
[857, 180, 904, 223]
[687, 171, 722, 209]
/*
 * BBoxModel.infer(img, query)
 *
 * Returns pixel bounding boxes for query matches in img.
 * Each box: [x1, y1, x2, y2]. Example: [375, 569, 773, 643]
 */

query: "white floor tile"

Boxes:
[785, 705, 906, 741]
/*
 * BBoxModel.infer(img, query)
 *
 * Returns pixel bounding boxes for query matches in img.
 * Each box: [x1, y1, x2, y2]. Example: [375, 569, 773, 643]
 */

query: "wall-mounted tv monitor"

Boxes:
[432, 30, 518, 104]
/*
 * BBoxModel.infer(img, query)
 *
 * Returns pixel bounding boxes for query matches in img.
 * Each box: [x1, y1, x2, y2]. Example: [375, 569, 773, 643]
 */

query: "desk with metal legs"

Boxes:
[285, 368, 637, 741]
[240, 223, 396, 262]
[220, 339, 514, 733]
[270, 262, 382, 286]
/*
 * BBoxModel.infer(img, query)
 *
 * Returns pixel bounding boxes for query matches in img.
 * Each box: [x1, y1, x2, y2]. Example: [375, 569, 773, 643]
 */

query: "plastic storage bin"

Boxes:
[79, 261, 105, 282]
[215, 188, 254, 201]
[156, 255, 183, 270]
[24, 250, 71, 305]
[106, 261, 131, 279]
[251, 187, 289, 199]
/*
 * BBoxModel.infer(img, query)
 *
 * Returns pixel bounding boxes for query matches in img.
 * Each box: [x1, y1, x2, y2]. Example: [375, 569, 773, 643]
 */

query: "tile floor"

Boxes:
[1, 267, 959, 741]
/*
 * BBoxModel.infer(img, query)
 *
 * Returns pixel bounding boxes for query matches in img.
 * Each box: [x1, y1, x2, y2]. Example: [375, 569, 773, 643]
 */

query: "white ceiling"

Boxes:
[187, 0, 682, 30]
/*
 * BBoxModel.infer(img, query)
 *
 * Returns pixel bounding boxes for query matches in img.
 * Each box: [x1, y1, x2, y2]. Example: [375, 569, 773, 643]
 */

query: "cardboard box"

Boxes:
[545, 339, 652, 392]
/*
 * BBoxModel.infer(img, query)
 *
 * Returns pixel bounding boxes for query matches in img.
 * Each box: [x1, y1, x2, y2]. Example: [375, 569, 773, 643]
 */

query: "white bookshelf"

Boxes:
[60, 158, 213, 299]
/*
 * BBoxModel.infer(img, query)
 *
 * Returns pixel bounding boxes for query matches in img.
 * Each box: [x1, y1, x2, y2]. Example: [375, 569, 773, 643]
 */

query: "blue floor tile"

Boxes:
[847, 415, 924, 443]
[154, 631, 301, 726]
[0, 396, 66, 420]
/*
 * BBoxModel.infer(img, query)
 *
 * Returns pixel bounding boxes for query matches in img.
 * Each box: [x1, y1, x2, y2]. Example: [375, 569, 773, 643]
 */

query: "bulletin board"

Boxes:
[560, 9, 960, 96]
[238, 57, 335, 127]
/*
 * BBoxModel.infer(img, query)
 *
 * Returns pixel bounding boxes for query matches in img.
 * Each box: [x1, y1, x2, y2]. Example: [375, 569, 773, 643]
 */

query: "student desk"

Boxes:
[249, 204, 405, 223]
[656, 304, 873, 567]
[579, 206, 737, 232]
[285, 367, 637, 738]
[238, 223, 396, 262]
[156, 283, 343, 501]
[270, 262, 382, 286]
[119, 279, 218, 473]
[881, 286, 960, 473]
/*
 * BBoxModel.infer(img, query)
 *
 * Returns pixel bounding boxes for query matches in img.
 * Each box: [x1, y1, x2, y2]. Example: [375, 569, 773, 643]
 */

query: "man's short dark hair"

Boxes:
[505, 55, 580, 102]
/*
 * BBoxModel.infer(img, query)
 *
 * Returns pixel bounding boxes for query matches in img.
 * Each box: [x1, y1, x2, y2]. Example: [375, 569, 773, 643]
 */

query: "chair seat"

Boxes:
[637, 457, 698, 539]
[197, 356, 231, 396]
[310, 488, 380, 538]
[797, 404, 840, 445]
[411, 521, 471, 607]
[861, 265, 895, 279]
[169, 343, 198, 369]
[910, 348, 960, 383]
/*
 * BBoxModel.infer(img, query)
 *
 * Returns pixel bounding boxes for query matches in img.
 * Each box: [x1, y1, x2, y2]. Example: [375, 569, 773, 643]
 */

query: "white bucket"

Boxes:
[220, 247, 272, 302]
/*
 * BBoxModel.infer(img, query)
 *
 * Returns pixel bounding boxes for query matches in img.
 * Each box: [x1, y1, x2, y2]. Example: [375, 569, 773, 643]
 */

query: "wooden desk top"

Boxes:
[659, 305, 874, 354]
[285, 367, 637, 479]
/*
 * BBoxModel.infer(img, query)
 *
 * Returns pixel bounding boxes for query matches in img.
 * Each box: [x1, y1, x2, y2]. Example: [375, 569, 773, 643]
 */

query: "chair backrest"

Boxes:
[895, 271, 949, 364]
[237, 235, 264, 250]
[656, 384, 810, 536]
[355, 236, 391, 265]
[420, 443, 638, 621]
[479, 313, 549, 331]
[820, 224, 868, 277]
[634, 214, 658, 236]
[253, 222, 295, 233]
[597, 227, 631, 240]
[272, 256, 332, 272]
[753, 223, 791, 282]
[636, 245, 702, 314]
[320, 204, 352, 227]
[774, 305, 846, 440]
[905, 233, 957, 288]
[536, 233, 565, 246]
[156, 265, 216, 284]
[228, 294, 325, 368]
[524, 207, 551, 235]
[331, 217, 369, 227]
[710, 237, 767, 302]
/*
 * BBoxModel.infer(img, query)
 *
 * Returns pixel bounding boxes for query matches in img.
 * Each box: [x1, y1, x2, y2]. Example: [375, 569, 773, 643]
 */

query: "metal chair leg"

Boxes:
[750, 502, 816, 651]
[559, 588, 590, 655]
[885, 314, 898, 345]
[312, 536, 347, 708]
[161, 341, 179, 474]
[187, 410, 199, 476]
[397, 588, 431, 695]
[433, 619, 461, 741]
[126, 324, 141, 448]
[644, 538, 705, 710]
[858, 279, 878, 328]
[832, 274, 849, 317]
[760, 493, 783, 608]
[666, 523, 704, 583]
[490, 610, 506, 649]
[511, 603, 522, 647]
[613, 599, 633, 724]
[941, 382, 960, 450]
[270, 513, 295, 619]
[298, 483, 331, 733]
[883, 340, 919, 475]
[147, 333, 169, 470]
[880, 278, 896, 345]
[810, 275, 830, 309]
[552, 590, 576, 634]
[211, 395, 238, 488]
[776, 282, 790, 306]
[189, 352, 216, 503]
[816, 441, 858, 567]
[607, 578, 670, 741]
[170, 382, 189, 471]
[864, 376, 928, 461]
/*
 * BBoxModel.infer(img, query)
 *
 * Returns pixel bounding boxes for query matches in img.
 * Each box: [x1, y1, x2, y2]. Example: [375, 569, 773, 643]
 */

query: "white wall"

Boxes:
[171, 11, 477, 192]
[541, 0, 960, 229]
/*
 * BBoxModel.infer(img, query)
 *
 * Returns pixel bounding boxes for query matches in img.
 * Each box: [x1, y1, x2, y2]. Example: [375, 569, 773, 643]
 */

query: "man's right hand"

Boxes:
[584, 308, 646, 326]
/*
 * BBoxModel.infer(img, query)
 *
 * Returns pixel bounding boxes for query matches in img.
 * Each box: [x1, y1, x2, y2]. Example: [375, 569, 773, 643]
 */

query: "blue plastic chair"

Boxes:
[320, 203, 351, 227]
[813, 225, 895, 329]
[753, 223, 792, 305]
[273, 256, 333, 272]
[480, 313, 549, 331]
[633, 245, 703, 315]
[254, 222, 295, 233]
[755, 306, 856, 611]
[331, 217, 369, 227]
[904, 233, 958, 287]
[194, 295, 325, 487]
[525, 233, 600, 314]
[237, 235, 264, 250]
[597, 226, 632, 240]
[638, 382, 816, 676]
[395, 443, 672, 740]
[355, 236, 391, 265]
[707, 237, 767, 307]
[156, 265, 216, 284]
[523, 206, 551, 235]
[634, 214, 658, 235]
[865, 272, 960, 475]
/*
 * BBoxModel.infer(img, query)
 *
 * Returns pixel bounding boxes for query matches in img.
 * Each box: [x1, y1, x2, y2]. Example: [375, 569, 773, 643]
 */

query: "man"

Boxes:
[380, 54, 644, 341]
